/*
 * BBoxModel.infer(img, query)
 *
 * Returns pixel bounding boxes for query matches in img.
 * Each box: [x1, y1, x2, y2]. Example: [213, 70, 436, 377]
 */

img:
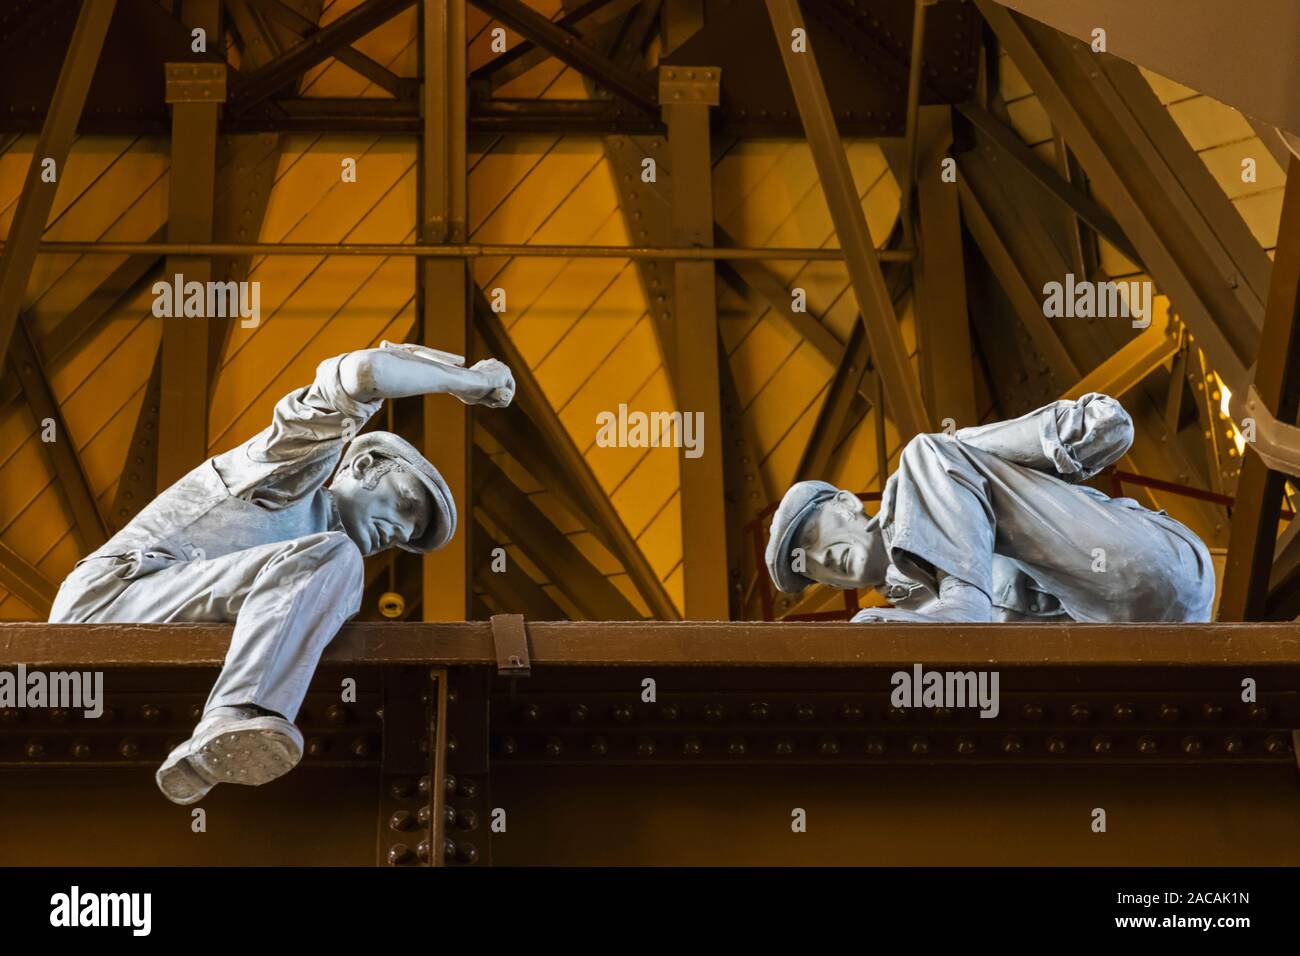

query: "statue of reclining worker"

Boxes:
[765, 393, 1216, 623]
[48, 342, 515, 805]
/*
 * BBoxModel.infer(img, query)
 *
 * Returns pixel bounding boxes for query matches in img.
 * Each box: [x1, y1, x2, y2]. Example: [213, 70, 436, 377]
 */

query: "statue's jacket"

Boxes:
[74, 354, 381, 588]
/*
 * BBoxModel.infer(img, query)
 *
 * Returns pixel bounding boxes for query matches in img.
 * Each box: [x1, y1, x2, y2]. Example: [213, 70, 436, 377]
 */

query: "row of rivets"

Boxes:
[510, 700, 1275, 725]
[497, 732, 1292, 758]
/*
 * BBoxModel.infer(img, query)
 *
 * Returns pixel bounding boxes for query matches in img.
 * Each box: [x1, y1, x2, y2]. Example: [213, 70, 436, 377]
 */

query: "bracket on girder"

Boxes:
[490, 613, 531, 678]
[1233, 385, 1300, 478]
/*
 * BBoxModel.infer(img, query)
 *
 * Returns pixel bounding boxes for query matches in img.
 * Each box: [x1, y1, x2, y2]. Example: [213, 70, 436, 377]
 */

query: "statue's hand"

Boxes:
[458, 358, 515, 408]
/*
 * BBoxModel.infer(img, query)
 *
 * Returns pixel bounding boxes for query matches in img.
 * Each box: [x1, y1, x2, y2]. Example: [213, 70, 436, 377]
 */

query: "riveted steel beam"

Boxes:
[889, 107, 977, 427]
[977, 0, 1267, 397]
[1219, 158, 1300, 621]
[228, 0, 416, 113]
[474, 448, 640, 621]
[474, 297, 678, 621]
[469, 0, 657, 114]
[418, 0, 471, 621]
[473, 522, 565, 621]
[159, 60, 226, 489]
[955, 102, 1141, 268]
[7, 316, 107, 552]
[0, 0, 116, 371]
[766, 0, 932, 441]
[10, 620, 1300, 668]
[471, 0, 637, 92]
[375, 667, 444, 866]
[244, 0, 416, 98]
[659, 64, 728, 619]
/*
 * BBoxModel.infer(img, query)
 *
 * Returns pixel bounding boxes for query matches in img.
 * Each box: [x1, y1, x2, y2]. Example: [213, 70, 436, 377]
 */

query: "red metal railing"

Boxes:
[744, 468, 1294, 622]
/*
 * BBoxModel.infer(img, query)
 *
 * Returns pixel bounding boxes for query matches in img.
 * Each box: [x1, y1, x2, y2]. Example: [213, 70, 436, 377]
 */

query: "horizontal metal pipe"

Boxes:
[16, 240, 914, 262]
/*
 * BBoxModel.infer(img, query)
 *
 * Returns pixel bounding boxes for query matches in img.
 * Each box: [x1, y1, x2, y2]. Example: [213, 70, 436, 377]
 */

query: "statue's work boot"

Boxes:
[156, 710, 304, 805]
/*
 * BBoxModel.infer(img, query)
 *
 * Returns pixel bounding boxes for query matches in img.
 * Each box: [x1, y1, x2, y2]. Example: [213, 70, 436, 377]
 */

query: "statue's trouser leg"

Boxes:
[882, 434, 1214, 622]
[49, 532, 364, 721]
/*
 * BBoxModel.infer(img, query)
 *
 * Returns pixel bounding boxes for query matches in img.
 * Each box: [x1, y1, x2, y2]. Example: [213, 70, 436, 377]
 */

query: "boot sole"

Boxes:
[191, 719, 303, 788]
[155, 717, 303, 804]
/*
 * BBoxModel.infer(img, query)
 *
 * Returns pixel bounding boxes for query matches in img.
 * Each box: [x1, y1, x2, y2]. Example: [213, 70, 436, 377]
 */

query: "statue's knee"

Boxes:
[281, 532, 363, 594]
[900, 432, 950, 464]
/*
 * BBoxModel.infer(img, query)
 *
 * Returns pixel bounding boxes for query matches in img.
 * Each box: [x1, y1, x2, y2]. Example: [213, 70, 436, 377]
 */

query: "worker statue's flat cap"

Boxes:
[765, 479, 839, 593]
[343, 431, 456, 553]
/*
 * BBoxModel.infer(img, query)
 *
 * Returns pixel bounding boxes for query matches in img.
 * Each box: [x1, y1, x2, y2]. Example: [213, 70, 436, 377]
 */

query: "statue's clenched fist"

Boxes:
[460, 358, 515, 408]
[376, 340, 514, 408]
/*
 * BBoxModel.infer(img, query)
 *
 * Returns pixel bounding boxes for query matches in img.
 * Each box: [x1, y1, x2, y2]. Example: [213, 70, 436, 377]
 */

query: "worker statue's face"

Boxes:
[331, 452, 432, 557]
[794, 490, 883, 589]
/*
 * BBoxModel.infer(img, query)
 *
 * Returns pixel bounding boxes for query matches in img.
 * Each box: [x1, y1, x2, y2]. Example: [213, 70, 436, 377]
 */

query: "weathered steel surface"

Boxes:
[6, 621, 1300, 667]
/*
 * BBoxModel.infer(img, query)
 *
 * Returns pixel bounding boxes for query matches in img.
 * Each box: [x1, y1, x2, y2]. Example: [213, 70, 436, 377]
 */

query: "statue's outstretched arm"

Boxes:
[338, 341, 515, 409]
[951, 392, 1134, 483]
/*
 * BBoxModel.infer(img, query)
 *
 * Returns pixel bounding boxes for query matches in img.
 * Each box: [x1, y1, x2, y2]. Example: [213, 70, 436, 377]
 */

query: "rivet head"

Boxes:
[1112, 703, 1136, 721]
[1265, 734, 1289, 755]
[387, 843, 413, 866]
[590, 736, 608, 756]
[774, 736, 795, 755]
[1021, 703, 1044, 721]
[1091, 735, 1112, 754]
[544, 737, 563, 756]
[1068, 703, 1090, 723]
[794, 703, 816, 722]
[1158, 703, 1180, 722]
[727, 737, 747, 756]
[1182, 736, 1203, 755]
[955, 736, 975, 754]
[499, 736, 518, 756]
[636, 736, 656, 756]
[909, 738, 929, 755]
[1002, 736, 1023, 755]
[455, 843, 479, 865]
[568, 704, 588, 724]
[818, 737, 840, 756]
[389, 810, 414, 832]
[611, 704, 633, 723]
[1247, 703, 1269, 721]
[1046, 736, 1067, 754]
[683, 737, 702, 755]
[1137, 735, 1158, 754]
[747, 702, 771, 721]
[1224, 735, 1245, 754]
[702, 704, 726, 723]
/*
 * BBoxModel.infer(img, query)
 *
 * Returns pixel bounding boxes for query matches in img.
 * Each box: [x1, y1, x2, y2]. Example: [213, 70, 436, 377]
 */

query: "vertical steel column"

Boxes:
[0, 0, 116, 366]
[159, 59, 226, 488]
[375, 666, 445, 866]
[911, 106, 975, 427]
[660, 66, 729, 620]
[765, 0, 932, 441]
[1218, 157, 1300, 620]
[420, 0, 470, 620]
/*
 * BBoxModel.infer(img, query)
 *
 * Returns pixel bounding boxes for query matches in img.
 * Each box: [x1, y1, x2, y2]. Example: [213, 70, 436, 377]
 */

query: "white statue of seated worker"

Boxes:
[49, 342, 515, 805]
[765, 394, 1215, 624]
